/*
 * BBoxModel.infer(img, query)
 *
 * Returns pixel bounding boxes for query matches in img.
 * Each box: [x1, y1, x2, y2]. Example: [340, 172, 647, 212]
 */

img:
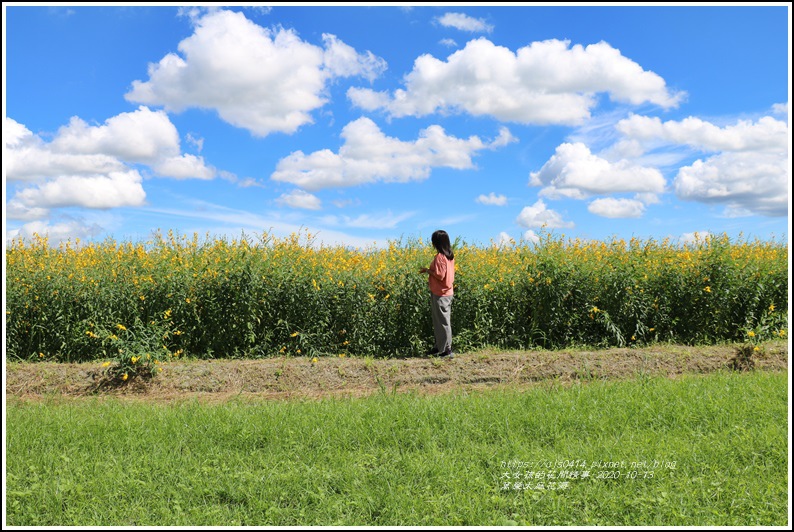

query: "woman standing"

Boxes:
[419, 230, 455, 358]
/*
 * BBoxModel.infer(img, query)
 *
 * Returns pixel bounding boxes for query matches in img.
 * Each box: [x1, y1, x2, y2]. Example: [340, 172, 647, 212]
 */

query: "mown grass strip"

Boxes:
[6, 370, 788, 526]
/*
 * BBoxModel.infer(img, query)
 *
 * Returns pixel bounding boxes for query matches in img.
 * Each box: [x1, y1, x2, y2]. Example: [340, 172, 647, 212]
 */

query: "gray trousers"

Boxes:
[431, 294, 453, 353]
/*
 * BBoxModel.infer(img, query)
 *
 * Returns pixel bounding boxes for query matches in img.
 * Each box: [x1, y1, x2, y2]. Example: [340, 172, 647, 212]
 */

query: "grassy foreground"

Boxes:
[5, 370, 789, 526]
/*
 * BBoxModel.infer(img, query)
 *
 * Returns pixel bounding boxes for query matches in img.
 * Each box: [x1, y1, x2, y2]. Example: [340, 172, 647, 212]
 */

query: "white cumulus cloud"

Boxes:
[153, 154, 216, 180]
[271, 117, 515, 191]
[771, 102, 788, 116]
[476, 193, 508, 206]
[7, 219, 103, 245]
[49, 106, 181, 163]
[616, 114, 788, 153]
[126, 9, 385, 137]
[5, 118, 126, 182]
[674, 151, 789, 217]
[276, 189, 323, 210]
[529, 142, 666, 199]
[523, 230, 541, 244]
[5, 200, 50, 221]
[616, 112, 789, 217]
[587, 197, 645, 218]
[349, 38, 684, 124]
[11, 171, 147, 213]
[437, 12, 493, 33]
[4, 116, 34, 147]
[496, 231, 515, 247]
[515, 199, 574, 229]
[5, 110, 215, 223]
[5, 109, 215, 181]
[322, 33, 386, 82]
[679, 231, 712, 245]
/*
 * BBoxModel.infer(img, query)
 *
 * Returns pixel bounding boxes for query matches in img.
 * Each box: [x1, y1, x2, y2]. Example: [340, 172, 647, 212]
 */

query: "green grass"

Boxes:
[6, 370, 788, 526]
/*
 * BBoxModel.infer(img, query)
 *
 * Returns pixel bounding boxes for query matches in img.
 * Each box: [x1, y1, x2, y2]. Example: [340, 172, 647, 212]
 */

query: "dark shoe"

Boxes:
[439, 349, 455, 359]
[426, 348, 439, 356]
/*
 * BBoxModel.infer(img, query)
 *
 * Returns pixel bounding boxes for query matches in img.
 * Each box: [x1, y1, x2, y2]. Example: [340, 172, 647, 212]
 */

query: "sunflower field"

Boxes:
[5, 230, 788, 363]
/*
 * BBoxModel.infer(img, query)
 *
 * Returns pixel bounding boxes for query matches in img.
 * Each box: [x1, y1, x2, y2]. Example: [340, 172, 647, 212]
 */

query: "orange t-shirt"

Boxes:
[428, 253, 454, 297]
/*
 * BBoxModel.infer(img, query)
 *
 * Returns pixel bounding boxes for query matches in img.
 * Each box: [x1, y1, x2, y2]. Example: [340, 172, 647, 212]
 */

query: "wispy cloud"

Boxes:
[320, 211, 416, 229]
[142, 201, 388, 248]
[418, 214, 477, 230]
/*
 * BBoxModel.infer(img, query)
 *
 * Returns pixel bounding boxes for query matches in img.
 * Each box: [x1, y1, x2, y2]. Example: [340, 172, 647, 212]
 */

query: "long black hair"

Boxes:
[431, 230, 454, 260]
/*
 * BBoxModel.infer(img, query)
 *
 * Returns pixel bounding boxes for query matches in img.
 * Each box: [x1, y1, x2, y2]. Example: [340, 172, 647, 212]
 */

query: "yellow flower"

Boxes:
[703, 286, 711, 293]
[769, 304, 775, 312]
[747, 330, 756, 337]
[38, 352, 44, 358]
[121, 373, 128, 381]
[290, 331, 299, 337]
[131, 356, 140, 364]
[338, 353, 346, 358]
[311, 357, 318, 363]
[102, 361, 111, 367]
[116, 324, 127, 331]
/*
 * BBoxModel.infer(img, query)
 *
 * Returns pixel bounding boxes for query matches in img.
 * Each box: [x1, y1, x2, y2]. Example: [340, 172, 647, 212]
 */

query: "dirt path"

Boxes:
[5, 341, 788, 403]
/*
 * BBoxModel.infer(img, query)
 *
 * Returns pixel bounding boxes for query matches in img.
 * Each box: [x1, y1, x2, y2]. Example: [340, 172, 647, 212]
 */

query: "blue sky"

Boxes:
[3, 3, 791, 248]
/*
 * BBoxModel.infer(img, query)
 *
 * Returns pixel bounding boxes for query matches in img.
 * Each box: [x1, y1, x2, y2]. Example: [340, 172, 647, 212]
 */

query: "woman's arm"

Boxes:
[427, 254, 446, 280]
